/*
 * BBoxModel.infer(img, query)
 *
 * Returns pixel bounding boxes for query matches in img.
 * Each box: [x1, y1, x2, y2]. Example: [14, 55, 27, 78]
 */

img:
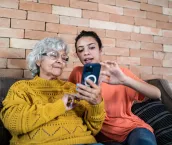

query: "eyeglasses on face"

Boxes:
[41, 51, 69, 62]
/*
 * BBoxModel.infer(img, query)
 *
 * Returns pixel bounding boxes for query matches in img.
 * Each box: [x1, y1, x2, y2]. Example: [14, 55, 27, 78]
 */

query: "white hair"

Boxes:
[27, 37, 69, 77]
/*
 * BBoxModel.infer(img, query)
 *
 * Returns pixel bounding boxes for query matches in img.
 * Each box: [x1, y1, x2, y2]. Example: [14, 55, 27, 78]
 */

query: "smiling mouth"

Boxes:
[84, 58, 93, 63]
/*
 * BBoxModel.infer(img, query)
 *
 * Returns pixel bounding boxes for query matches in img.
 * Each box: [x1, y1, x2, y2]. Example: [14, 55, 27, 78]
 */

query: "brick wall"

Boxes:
[0, 0, 172, 87]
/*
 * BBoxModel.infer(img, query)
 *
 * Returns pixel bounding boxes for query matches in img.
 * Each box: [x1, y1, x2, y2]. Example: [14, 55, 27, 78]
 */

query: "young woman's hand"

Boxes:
[75, 79, 102, 105]
[100, 61, 127, 85]
[62, 94, 78, 111]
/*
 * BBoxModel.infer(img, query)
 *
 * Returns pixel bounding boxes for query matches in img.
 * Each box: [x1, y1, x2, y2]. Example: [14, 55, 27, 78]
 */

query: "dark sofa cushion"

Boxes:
[132, 99, 172, 145]
[0, 77, 23, 145]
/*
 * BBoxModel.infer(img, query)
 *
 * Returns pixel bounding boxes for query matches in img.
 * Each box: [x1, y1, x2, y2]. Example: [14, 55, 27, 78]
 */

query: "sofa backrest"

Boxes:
[0, 78, 24, 109]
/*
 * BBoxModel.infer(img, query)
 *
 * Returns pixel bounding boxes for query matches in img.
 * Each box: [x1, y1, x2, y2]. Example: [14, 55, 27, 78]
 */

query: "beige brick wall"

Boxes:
[0, 0, 172, 86]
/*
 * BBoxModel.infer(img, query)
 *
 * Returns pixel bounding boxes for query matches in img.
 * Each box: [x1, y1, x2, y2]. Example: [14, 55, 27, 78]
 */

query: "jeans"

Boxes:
[103, 128, 157, 145]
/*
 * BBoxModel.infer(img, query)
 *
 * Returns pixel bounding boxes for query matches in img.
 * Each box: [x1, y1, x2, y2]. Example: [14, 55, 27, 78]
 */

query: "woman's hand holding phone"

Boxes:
[76, 79, 102, 105]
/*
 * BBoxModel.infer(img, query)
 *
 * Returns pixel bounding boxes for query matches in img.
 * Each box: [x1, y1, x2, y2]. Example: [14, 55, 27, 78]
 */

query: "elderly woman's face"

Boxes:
[37, 49, 68, 79]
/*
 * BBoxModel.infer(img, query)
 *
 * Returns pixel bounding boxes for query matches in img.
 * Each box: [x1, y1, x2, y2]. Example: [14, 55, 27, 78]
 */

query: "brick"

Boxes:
[110, 14, 134, 25]
[101, 38, 116, 47]
[24, 70, 33, 78]
[130, 49, 153, 58]
[169, 1, 172, 8]
[163, 75, 172, 83]
[90, 19, 116, 30]
[106, 30, 131, 40]
[0, 28, 24, 38]
[116, 39, 140, 49]
[77, 27, 106, 37]
[52, 6, 81, 18]
[128, 0, 148, 3]
[46, 23, 77, 34]
[163, 45, 172, 52]
[130, 66, 152, 76]
[70, 0, 98, 10]
[0, 48, 25, 58]
[157, 21, 172, 30]
[154, 37, 172, 45]
[0, 58, 7, 68]
[117, 57, 140, 65]
[60, 16, 89, 27]
[83, 10, 109, 21]
[116, 0, 140, 10]
[8, 59, 27, 69]
[154, 52, 165, 60]
[25, 30, 58, 40]
[163, 60, 172, 67]
[148, 0, 168, 7]
[89, 0, 116, 5]
[0, 38, 9, 48]
[0, 7, 26, 19]
[0, 69, 23, 78]
[99, 4, 123, 15]
[163, 7, 172, 16]
[116, 23, 133, 32]
[28, 11, 59, 23]
[163, 30, 172, 38]
[124, 8, 146, 18]
[101, 55, 117, 62]
[58, 34, 76, 44]
[20, 2, 52, 13]
[11, 19, 45, 31]
[133, 26, 140, 33]
[134, 18, 156, 28]
[141, 58, 162, 66]
[131, 33, 153, 42]
[20, 0, 38, 2]
[164, 53, 172, 60]
[141, 74, 162, 80]
[104, 47, 129, 56]
[0, 18, 10, 28]
[141, 26, 162, 36]
[26, 49, 32, 58]
[10, 38, 38, 49]
[141, 42, 162, 51]
[153, 67, 172, 75]
[146, 12, 169, 22]
[39, 0, 69, 7]
[0, 0, 18, 9]
[140, 3, 162, 13]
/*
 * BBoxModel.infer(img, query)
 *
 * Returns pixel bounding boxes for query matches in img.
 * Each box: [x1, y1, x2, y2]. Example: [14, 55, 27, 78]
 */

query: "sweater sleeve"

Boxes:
[83, 101, 105, 136]
[0, 83, 66, 135]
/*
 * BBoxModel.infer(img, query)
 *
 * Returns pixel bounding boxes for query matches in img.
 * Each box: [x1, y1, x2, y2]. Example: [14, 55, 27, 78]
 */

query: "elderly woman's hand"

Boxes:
[62, 94, 78, 111]
[76, 79, 102, 105]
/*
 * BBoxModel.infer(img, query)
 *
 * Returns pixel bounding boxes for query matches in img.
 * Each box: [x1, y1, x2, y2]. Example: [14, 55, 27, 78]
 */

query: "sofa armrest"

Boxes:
[146, 79, 172, 113]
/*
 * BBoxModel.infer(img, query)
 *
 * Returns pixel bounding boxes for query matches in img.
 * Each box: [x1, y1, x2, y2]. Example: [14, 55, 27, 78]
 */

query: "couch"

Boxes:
[0, 77, 172, 145]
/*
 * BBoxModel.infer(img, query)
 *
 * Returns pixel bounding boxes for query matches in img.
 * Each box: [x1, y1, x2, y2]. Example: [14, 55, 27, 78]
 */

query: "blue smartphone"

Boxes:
[81, 63, 101, 87]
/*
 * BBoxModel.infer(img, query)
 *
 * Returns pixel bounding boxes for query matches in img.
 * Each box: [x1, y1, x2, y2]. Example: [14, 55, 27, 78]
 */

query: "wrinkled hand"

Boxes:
[62, 94, 79, 111]
[76, 79, 102, 105]
[100, 61, 127, 85]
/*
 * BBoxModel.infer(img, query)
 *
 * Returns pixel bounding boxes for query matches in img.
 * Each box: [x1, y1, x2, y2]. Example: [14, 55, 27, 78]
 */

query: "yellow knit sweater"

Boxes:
[0, 76, 105, 145]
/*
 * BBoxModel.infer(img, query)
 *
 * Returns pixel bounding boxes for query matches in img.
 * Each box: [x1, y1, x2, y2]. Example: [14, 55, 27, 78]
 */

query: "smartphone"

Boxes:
[81, 63, 101, 87]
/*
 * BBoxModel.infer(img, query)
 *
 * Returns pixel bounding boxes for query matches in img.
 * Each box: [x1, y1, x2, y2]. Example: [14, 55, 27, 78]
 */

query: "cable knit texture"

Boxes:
[0, 76, 105, 145]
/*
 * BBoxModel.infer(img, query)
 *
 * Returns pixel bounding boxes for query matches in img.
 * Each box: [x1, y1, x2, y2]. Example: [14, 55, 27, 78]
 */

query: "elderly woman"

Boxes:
[0, 37, 105, 145]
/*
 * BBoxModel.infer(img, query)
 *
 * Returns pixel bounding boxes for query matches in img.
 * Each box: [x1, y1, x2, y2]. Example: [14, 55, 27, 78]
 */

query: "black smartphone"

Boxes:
[81, 63, 101, 87]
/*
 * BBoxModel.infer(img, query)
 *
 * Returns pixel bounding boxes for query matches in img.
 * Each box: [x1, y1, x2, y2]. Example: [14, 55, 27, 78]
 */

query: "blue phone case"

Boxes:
[81, 63, 101, 87]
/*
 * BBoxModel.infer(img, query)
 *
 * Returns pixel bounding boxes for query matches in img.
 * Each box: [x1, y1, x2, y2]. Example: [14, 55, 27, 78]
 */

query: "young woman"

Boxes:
[0, 37, 105, 145]
[69, 31, 161, 145]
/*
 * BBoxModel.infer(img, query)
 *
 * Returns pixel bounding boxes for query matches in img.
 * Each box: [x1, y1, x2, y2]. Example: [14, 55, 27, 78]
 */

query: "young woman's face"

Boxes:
[37, 50, 68, 80]
[76, 36, 102, 65]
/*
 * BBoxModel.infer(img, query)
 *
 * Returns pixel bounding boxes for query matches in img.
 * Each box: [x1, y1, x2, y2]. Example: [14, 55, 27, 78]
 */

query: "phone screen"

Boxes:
[81, 63, 101, 87]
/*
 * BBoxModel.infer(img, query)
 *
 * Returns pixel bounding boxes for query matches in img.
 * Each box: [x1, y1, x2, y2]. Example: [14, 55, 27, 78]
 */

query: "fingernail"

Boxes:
[76, 83, 79, 86]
